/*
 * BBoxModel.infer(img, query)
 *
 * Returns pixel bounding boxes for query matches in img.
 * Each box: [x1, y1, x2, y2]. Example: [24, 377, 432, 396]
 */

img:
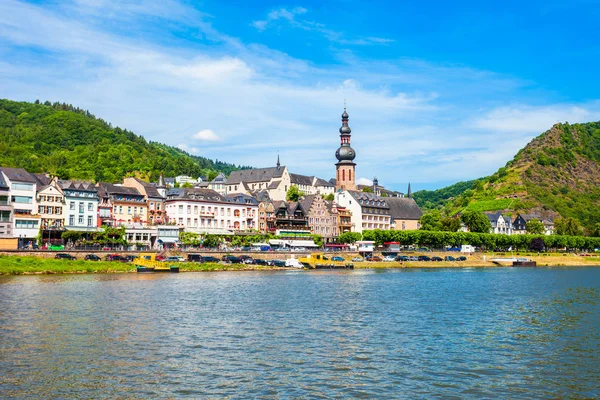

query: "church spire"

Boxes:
[407, 182, 412, 198]
[276, 154, 280, 169]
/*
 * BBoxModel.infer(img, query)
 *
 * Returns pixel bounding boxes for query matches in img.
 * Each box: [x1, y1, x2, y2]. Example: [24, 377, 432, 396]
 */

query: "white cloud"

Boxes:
[356, 177, 373, 186]
[472, 105, 600, 133]
[193, 129, 221, 142]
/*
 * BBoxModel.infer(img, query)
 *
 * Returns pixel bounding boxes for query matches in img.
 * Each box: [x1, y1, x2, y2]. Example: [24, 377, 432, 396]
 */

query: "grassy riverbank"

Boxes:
[0, 253, 598, 275]
[0, 255, 282, 275]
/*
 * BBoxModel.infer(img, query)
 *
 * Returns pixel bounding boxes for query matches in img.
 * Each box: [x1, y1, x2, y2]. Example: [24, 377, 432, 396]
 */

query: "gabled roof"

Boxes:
[267, 180, 281, 190]
[196, 181, 210, 188]
[32, 173, 52, 186]
[485, 211, 503, 223]
[315, 177, 334, 188]
[299, 194, 317, 213]
[127, 177, 162, 198]
[226, 193, 259, 205]
[97, 182, 141, 196]
[386, 197, 422, 220]
[290, 173, 313, 186]
[211, 172, 227, 183]
[226, 166, 285, 184]
[166, 188, 226, 202]
[348, 191, 390, 210]
[251, 190, 271, 202]
[59, 180, 98, 192]
[0, 167, 37, 183]
[0, 171, 8, 189]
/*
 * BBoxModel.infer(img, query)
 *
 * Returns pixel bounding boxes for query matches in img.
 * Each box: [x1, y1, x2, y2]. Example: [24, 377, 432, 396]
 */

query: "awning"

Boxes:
[269, 239, 318, 247]
[158, 237, 178, 243]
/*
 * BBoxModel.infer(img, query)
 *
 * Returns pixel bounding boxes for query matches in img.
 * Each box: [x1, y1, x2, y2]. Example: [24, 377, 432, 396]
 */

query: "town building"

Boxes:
[225, 157, 291, 201]
[513, 213, 554, 235]
[300, 195, 339, 242]
[335, 190, 391, 233]
[98, 183, 146, 226]
[336, 205, 353, 234]
[122, 177, 166, 225]
[0, 171, 13, 239]
[37, 177, 65, 244]
[387, 195, 423, 231]
[290, 173, 335, 196]
[272, 200, 310, 235]
[1, 168, 40, 246]
[165, 188, 258, 234]
[208, 172, 227, 195]
[123, 223, 157, 250]
[96, 185, 113, 227]
[258, 201, 276, 233]
[59, 180, 100, 232]
[485, 212, 513, 235]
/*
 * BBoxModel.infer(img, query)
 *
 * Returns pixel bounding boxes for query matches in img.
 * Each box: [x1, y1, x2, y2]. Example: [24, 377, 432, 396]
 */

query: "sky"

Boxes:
[1, 0, 600, 191]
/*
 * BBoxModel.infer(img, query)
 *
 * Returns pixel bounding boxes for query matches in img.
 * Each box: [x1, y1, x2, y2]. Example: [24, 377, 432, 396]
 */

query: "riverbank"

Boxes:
[1, 253, 599, 275]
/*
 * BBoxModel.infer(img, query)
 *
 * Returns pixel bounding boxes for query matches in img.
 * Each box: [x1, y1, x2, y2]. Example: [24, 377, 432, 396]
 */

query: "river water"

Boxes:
[0, 267, 599, 398]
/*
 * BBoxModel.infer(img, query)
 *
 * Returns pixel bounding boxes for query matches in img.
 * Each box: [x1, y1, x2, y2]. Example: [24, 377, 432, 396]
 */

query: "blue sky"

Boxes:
[1, 0, 600, 191]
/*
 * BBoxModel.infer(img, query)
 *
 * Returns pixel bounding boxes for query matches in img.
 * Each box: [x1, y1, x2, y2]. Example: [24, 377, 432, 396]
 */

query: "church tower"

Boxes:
[335, 106, 357, 191]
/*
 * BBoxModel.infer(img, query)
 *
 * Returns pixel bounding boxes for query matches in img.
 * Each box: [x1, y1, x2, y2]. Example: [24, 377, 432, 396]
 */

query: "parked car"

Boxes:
[84, 254, 101, 261]
[351, 257, 364, 262]
[444, 256, 456, 261]
[457, 256, 467, 261]
[165, 256, 185, 263]
[431, 256, 443, 262]
[447, 247, 461, 252]
[55, 253, 76, 260]
[272, 260, 286, 267]
[366, 255, 382, 262]
[239, 255, 253, 261]
[382, 255, 396, 262]
[222, 255, 242, 264]
[187, 254, 203, 262]
[106, 254, 126, 262]
[241, 247, 252, 252]
[418, 255, 431, 261]
[202, 256, 220, 263]
[331, 256, 345, 261]
[395, 255, 409, 262]
[252, 259, 269, 265]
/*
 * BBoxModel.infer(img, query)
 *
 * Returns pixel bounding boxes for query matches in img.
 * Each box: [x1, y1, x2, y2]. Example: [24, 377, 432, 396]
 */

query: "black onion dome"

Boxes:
[339, 125, 351, 134]
[342, 110, 349, 119]
[336, 145, 356, 162]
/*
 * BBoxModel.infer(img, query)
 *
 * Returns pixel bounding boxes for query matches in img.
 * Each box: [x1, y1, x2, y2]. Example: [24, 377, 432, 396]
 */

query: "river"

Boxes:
[1, 267, 599, 398]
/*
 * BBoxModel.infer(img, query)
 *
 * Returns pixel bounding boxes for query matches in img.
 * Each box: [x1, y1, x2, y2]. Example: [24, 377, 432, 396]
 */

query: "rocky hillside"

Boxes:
[419, 121, 600, 229]
[0, 99, 247, 183]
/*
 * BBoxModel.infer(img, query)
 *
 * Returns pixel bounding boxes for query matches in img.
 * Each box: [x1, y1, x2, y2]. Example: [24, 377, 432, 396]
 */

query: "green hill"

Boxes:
[418, 121, 600, 229]
[0, 99, 247, 182]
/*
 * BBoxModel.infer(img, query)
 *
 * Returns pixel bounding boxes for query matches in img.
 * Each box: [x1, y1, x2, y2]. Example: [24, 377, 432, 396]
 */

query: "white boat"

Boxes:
[285, 258, 305, 269]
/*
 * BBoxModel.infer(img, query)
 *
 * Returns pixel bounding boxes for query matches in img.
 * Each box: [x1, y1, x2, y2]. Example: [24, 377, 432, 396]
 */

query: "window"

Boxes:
[194, 205, 198, 214]
[128, 207, 132, 215]
[157, 203, 161, 211]
[78, 202, 83, 213]
[11, 183, 33, 191]
[0, 211, 10, 222]
[78, 215, 84, 224]
[15, 219, 38, 229]
[70, 202, 75, 210]
[88, 203, 93, 211]
[11, 196, 32, 204]
[39, 205, 45, 214]
[69, 215, 75, 226]
[187, 205, 191, 214]
[88, 216, 93, 227]
[179, 205, 183, 213]
[119, 206, 123, 214]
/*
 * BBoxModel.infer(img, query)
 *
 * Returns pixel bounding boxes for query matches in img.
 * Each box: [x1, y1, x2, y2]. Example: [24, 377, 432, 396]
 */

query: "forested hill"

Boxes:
[0, 99, 248, 183]
[412, 179, 477, 211]
[418, 121, 600, 230]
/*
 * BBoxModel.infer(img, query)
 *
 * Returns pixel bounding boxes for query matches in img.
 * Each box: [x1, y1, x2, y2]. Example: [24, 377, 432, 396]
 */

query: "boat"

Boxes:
[135, 253, 179, 273]
[298, 252, 354, 269]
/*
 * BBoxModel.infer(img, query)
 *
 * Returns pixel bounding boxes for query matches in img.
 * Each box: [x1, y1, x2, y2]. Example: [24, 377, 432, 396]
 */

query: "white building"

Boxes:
[335, 190, 391, 233]
[0, 168, 40, 244]
[59, 180, 100, 232]
[485, 212, 513, 235]
[165, 188, 258, 234]
[226, 158, 291, 201]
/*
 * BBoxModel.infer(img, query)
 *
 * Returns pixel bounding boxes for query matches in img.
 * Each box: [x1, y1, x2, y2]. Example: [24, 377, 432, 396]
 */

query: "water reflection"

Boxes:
[0, 268, 598, 398]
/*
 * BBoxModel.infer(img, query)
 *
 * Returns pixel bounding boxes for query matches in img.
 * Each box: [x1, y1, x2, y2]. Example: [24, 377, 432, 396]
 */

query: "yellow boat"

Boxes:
[298, 252, 354, 269]
[136, 253, 179, 273]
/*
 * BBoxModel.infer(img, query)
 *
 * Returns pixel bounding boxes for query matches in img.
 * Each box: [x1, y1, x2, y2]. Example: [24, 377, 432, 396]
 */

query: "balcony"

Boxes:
[200, 211, 215, 218]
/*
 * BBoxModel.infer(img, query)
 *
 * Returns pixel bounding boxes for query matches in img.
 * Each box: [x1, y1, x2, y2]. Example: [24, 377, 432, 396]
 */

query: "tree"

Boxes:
[526, 219, 545, 235]
[361, 187, 373, 193]
[419, 211, 442, 231]
[286, 185, 304, 201]
[312, 234, 324, 247]
[461, 210, 492, 233]
[202, 234, 221, 248]
[554, 217, 583, 236]
[530, 237, 545, 252]
[323, 193, 335, 201]
[180, 182, 194, 188]
[338, 232, 362, 244]
[441, 217, 461, 232]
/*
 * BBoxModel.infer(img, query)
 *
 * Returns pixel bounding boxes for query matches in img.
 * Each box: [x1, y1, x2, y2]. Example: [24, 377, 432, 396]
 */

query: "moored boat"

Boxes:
[136, 253, 179, 273]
